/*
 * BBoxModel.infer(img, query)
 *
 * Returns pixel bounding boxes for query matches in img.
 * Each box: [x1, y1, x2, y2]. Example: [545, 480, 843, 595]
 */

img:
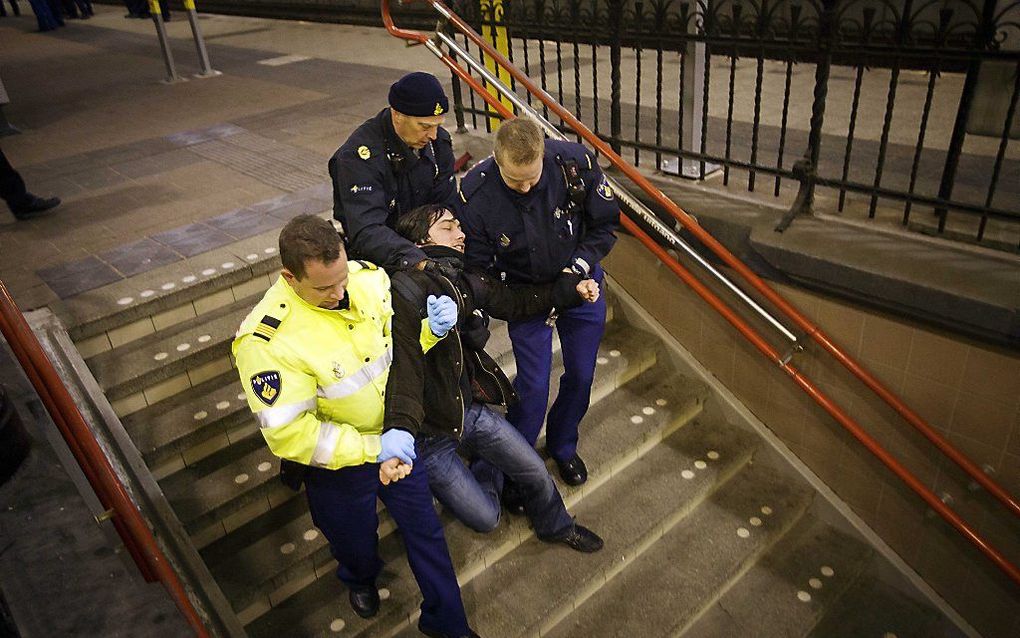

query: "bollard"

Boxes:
[183, 0, 220, 78]
[148, 0, 182, 83]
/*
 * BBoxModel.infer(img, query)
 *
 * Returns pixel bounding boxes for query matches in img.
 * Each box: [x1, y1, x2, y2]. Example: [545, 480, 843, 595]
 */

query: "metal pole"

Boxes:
[679, 0, 709, 178]
[148, 0, 181, 83]
[183, 0, 220, 78]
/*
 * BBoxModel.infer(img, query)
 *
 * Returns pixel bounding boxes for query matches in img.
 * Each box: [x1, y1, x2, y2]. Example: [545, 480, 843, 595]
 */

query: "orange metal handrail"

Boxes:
[0, 281, 209, 636]
[382, 0, 1020, 586]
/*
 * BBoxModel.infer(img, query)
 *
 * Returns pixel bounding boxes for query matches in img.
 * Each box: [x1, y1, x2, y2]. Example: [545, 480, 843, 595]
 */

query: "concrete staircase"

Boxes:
[42, 217, 967, 637]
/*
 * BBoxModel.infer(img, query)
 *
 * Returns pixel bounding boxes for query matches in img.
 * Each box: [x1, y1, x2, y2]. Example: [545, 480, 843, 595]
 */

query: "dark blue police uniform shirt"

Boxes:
[456, 140, 619, 285]
[329, 108, 457, 270]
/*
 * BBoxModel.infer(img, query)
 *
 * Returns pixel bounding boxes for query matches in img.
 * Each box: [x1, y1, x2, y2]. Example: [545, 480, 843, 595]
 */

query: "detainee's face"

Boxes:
[283, 252, 350, 309]
[496, 154, 544, 194]
[424, 210, 466, 252]
[392, 111, 446, 150]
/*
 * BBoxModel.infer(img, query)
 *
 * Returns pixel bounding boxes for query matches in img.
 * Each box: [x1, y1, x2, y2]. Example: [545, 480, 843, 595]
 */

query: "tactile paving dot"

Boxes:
[246, 254, 259, 261]
[797, 591, 811, 603]
[329, 619, 345, 633]
[182, 275, 197, 283]
[154, 352, 168, 361]
[736, 527, 750, 538]
[216, 401, 230, 410]
[809, 578, 823, 589]
[176, 343, 191, 352]
[630, 415, 644, 424]
[303, 529, 319, 542]
[694, 460, 707, 470]
[257, 462, 272, 472]
[221, 262, 236, 269]
[193, 411, 208, 421]
[655, 398, 668, 406]
[234, 473, 249, 485]
[117, 297, 133, 306]
[264, 247, 276, 254]
[761, 505, 773, 516]
[140, 289, 155, 298]
[749, 516, 763, 526]
[280, 542, 295, 555]
[820, 565, 835, 577]
[882, 633, 897, 638]
[197, 335, 211, 343]
[609, 349, 621, 357]
[378, 588, 390, 601]
[237, 393, 247, 401]
[201, 268, 216, 276]
[161, 282, 175, 290]
[641, 407, 655, 415]
[681, 470, 695, 479]
[707, 450, 720, 460]
[596, 357, 609, 365]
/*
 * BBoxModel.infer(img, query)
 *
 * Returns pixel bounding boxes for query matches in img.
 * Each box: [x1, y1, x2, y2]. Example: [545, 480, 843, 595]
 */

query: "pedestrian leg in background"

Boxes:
[0, 148, 60, 220]
[59, 0, 78, 19]
[42, 0, 63, 26]
[26, 0, 58, 30]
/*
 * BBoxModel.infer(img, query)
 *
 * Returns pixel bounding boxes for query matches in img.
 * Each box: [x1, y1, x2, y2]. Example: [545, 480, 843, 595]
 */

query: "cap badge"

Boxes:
[357, 145, 371, 160]
[434, 103, 445, 115]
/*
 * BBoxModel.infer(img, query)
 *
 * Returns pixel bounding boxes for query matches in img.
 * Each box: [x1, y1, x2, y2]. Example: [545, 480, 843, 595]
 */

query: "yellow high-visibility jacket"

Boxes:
[232, 262, 440, 470]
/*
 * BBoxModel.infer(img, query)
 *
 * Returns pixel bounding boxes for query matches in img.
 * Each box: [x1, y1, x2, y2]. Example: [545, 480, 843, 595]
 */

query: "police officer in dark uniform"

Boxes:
[330, 72, 457, 271]
[456, 118, 618, 488]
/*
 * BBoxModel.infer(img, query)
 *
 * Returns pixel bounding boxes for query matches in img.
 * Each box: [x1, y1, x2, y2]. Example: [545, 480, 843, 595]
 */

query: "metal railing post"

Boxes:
[679, 0, 713, 179]
[608, 0, 623, 155]
[182, 0, 221, 78]
[147, 0, 181, 83]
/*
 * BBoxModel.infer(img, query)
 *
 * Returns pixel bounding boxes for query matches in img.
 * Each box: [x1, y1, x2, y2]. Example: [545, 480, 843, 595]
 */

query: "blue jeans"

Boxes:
[419, 403, 574, 539]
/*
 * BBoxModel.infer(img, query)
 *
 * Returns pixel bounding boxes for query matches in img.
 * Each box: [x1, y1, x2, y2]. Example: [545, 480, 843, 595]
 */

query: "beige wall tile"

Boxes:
[950, 396, 1015, 452]
[107, 317, 155, 348]
[142, 372, 192, 405]
[111, 391, 147, 417]
[901, 373, 957, 432]
[76, 333, 112, 359]
[959, 344, 1020, 403]
[187, 356, 234, 386]
[192, 288, 235, 316]
[859, 314, 914, 371]
[151, 304, 197, 331]
[873, 484, 926, 564]
[907, 329, 969, 388]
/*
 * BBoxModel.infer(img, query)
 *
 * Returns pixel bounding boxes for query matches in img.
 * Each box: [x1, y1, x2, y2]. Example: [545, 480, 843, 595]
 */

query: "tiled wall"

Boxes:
[605, 235, 1020, 638]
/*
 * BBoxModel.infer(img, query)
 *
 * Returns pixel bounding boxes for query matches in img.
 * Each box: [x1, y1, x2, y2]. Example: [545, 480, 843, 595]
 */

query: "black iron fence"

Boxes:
[445, 0, 1020, 250]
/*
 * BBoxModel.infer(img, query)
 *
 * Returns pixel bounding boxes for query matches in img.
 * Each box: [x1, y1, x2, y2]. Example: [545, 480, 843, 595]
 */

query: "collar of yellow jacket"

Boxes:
[273, 270, 368, 320]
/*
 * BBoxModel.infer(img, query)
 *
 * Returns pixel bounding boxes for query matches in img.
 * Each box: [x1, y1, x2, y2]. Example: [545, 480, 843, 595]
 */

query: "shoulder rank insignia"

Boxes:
[357, 145, 371, 160]
[253, 315, 281, 342]
[596, 176, 615, 200]
[434, 102, 445, 115]
[250, 371, 281, 406]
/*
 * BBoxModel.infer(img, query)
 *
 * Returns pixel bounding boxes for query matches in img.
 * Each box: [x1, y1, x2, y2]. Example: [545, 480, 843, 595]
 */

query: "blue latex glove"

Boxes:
[377, 429, 416, 465]
[426, 294, 458, 337]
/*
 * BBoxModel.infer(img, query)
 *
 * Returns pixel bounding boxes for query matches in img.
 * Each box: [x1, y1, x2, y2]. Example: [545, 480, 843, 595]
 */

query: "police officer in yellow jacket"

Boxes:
[233, 215, 477, 638]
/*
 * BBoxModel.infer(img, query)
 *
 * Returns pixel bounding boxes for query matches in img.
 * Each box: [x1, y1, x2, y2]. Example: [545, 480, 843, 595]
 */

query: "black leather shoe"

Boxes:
[12, 195, 60, 220]
[348, 587, 379, 618]
[545, 523, 604, 553]
[555, 454, 588, 486]
[501, 479, 526, 516]
[419, 625, 481, 638]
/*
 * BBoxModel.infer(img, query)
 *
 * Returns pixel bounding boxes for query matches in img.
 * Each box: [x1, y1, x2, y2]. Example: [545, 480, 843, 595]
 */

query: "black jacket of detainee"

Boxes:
[329, 108, 457, 270]
[384, 245, 585, 439]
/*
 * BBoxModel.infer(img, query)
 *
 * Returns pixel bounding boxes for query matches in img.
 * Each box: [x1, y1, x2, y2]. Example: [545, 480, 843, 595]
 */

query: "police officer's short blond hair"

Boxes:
[494, 118, 544, 166]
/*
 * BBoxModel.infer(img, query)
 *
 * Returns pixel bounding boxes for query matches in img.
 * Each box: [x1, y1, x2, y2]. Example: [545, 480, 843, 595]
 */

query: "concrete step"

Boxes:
[120, 371, 250, 468]
[86, 292, 261, 408]
[680, 518, 873, 638]
[544, 461, 813, 638]
[807, 570, 967, 638]
[243, 366, 709, 637]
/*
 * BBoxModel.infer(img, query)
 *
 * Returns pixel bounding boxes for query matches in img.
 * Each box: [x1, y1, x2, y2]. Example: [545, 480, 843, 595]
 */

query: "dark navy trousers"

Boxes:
[506, 267, 607, 463]
[303, 456, 469, 636]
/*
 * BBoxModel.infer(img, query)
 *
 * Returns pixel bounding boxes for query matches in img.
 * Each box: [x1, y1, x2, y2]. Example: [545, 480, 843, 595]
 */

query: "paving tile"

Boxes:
[152, 222, 237, 258]
[43, 261, 124, 299]
[165, 123, 246, 147]
[265, 198, 329, 221]
[206, 207, 283, 240]
[65, 166, 129, 191]
[98, 238, 183, 277]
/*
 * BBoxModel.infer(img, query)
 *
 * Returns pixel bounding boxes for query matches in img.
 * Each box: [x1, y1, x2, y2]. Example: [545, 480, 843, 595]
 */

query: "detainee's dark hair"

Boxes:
[279, 215, 343, 280]
[394, 204, 450, 246]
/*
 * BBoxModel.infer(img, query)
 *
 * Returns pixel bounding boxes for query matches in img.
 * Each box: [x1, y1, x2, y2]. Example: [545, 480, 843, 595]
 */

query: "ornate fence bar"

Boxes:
[446, 0, 1020, 250]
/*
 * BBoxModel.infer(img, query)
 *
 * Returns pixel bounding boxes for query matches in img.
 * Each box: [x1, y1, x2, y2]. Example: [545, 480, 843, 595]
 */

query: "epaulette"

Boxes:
[253, 314, 282, 342]
[352, 260, 378, 271]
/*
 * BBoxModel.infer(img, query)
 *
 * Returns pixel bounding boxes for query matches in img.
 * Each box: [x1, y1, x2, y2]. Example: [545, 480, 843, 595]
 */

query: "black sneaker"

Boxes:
[12, 195, 60, 220]
[544, 523, 604, 553]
